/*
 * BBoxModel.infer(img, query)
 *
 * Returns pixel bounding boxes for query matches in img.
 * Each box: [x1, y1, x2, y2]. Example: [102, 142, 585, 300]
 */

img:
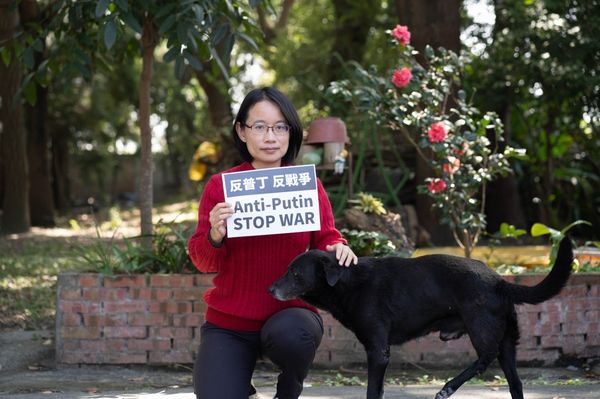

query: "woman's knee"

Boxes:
[261, 308, 323, 362]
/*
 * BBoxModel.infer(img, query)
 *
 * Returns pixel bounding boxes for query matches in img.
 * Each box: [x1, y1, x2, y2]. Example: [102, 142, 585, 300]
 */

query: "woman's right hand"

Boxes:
[208, 202, 234, 243]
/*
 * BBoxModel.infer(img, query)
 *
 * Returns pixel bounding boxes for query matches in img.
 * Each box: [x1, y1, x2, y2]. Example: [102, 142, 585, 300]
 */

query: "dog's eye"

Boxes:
[292, 270, 299, 278]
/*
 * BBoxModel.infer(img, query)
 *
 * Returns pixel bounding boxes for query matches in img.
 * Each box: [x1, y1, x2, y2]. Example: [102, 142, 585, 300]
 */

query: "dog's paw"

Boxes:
[434, 387, 454, 399]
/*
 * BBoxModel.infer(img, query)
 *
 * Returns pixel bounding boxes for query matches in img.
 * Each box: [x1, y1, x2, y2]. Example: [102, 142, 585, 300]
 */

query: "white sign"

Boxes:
[222, 165, 321, 238]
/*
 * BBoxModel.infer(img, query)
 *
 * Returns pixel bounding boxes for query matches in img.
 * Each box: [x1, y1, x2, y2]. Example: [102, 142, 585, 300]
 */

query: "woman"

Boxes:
[188, 87, 357, 399]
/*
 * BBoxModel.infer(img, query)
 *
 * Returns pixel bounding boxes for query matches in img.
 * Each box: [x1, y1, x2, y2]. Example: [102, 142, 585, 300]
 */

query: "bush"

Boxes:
[76, 222, 196, 275]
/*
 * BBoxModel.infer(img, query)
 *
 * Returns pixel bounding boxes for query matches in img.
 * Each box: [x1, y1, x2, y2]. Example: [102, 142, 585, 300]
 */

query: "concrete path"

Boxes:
[1, 330, 598, 399]
[2, 384, 600, 399]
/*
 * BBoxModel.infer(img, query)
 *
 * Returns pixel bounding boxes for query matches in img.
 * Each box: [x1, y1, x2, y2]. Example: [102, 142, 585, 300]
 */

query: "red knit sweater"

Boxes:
[188, 162, 346, 331]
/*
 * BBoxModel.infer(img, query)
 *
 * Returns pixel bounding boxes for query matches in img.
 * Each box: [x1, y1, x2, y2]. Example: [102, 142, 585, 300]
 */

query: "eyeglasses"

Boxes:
[243, 122, 290, 136]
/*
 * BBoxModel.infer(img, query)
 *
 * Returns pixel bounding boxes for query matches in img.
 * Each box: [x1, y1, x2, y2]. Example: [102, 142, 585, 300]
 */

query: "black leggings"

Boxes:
[194, 308, 323, 399]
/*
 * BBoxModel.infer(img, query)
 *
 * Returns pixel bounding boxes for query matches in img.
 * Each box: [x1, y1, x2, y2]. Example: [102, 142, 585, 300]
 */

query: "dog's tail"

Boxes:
[503, 237, 574, 305]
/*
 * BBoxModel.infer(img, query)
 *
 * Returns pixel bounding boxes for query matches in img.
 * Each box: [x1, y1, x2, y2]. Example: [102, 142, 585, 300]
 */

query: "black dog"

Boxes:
[269, 237, 573, 399]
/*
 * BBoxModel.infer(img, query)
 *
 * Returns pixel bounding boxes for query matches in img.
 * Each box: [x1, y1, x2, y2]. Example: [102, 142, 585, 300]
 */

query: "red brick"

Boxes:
[584, 310, 599, 321]
[150, 288, 173, 301]
[128, 338, 171, 351]
[563, 321, 597, 335]
[59, 289, 81, 300]
[561, 335, 587, 354]
[173, 338, 195, 351]
[560, 285, 590, 297]
[131, 288, 153, 300]
[195, 274, 214, 287]
[80, 339, 126, 352]
[104, 301, 147, 313]
[173, 288, 204, 301]
[104, 275, 147, 288]
[193, 302, 207, 313]
[129, 313, 171, 326]
[79, 274, 102, 287]
[81, 288, 103, 301]
[104, 326, 148, 338]
[61, 312, 83, 327]
[173, 314, 203, 327]
[84, 314, 127, 327]
[104, 288, 129, 301]
[149, 301, 193, 314]
[149, 327, 192, 339]
[60, 327, 101, 339]
[150, 275, 194, 288]
[541, 334, 564, 348]
[59, 301, 102, 314]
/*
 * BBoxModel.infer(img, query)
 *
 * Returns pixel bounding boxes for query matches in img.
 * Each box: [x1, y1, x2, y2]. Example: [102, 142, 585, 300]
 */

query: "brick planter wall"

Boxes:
[56, 273, 600, 367]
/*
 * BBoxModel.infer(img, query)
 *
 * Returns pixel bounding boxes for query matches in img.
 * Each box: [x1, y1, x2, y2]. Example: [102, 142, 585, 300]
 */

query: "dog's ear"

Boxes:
[324, 261, 344, 287]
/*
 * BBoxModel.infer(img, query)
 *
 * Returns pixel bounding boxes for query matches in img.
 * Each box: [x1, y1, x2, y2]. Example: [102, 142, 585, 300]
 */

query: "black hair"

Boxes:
[232, 87, 303, 165]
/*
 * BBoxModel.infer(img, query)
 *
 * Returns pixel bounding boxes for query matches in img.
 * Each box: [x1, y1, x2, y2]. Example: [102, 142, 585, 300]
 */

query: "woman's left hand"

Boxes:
[326, 243, 358, 267]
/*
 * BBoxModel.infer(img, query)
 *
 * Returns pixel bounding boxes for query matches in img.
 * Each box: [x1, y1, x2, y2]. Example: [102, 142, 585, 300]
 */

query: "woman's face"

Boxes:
[236, 100, 290, 169]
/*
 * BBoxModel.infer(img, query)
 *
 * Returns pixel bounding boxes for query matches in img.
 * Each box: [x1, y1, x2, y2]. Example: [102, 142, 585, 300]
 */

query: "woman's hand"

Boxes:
[208, 202, 233, 244]
[326, 243, 358, 267]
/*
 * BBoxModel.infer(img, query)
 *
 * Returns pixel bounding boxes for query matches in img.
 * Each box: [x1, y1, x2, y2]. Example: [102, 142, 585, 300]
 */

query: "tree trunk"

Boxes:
[0, 1, 30, 234]
[395, 0, 461, 245]
[483, 0, 527, 233]
[194, 68, 233, 131]
[26, 56, 56, 226]
[395, 0, 461, 65]
[484, 104, 526, 233]
[20, 0, 54, 226]
[327, 0, 381, 83]
[51, 131, 70, 211]
[138, 13, 158, 246]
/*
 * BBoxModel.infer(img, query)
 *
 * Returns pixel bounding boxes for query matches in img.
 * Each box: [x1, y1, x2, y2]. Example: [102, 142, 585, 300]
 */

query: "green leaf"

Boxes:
[163, 46, 180, 63]
[560, 220, 592, 235]
[0, 47, 11, 66]
[104, 20, 117, 50]
[22, 47, 34, 69]
[159, 14, 176, 35]
[122, 12, 142, 34]
[531, 223, 552, 237]
[174, 55, 186, 80]
[183, 50, 202, 71]
[23, 79, 37, 106]
[155, 3, 177, 20]
[114, 0, 128, 11]
[95, 0, 110, 18]
[192, 4, 205, 24]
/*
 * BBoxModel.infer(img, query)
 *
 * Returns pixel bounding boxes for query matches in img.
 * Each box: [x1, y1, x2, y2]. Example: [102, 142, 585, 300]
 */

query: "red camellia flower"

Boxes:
[427, 122, 448, 143]
[428, 178, 447, 193]
[391, 24, 411, 45]
[443, 156, 461, 175]
[391, 67, 412, 88]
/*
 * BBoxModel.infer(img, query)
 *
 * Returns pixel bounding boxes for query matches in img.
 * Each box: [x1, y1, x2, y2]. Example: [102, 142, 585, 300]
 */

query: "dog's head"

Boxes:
[269, 250, 344, 301]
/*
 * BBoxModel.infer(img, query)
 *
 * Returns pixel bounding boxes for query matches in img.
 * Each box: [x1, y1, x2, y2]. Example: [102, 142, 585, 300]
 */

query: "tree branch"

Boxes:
[257, 0, 294, 44]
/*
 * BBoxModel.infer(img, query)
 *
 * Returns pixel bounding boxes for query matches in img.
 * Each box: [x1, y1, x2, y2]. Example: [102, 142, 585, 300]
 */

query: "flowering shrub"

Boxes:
[327, 25, 525, 257]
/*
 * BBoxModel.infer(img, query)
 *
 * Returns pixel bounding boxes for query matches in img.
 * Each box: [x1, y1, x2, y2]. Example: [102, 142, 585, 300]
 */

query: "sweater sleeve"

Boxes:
[188, 175, 227, 273]
[310, 178, 347, 251]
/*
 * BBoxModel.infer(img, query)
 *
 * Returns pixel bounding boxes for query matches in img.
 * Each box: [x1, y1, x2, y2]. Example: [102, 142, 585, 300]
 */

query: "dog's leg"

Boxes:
[435, 316, 503, 399]
[434, 352, 496, 399]
[496, 314, 524, 399]
[365, 344, 390, 399]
